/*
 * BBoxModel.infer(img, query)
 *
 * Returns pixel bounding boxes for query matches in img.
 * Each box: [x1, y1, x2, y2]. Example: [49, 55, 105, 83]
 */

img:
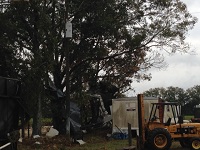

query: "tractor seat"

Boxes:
[164, 118, 171, 126]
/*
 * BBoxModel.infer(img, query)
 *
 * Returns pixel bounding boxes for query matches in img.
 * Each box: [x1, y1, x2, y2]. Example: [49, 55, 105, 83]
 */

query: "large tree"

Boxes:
[67, 0, 197, 94]
[184, 85, 200, 115]
[0, 1, 53, 135]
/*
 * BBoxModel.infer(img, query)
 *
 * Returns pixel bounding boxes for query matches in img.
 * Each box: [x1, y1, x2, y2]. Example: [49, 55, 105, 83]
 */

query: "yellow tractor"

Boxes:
[138, 94, 200, 150]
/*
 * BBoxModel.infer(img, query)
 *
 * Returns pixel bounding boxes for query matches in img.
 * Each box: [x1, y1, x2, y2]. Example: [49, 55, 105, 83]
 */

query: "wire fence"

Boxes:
[0, 0, 11, 12]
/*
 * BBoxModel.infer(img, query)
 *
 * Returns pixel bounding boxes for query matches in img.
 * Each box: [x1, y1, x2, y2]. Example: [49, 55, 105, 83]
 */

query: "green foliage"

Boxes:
[0, 0, 197, 94]
[41, 118, 52, 125]
[184, 115, 194, 120]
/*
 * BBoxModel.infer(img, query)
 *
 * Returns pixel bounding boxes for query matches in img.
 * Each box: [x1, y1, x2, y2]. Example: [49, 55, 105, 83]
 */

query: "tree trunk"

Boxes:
[32, 92, 42, 136]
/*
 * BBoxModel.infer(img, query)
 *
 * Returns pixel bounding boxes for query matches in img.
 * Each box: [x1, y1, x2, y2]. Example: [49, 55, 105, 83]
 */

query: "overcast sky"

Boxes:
[127, 0, 200, 96]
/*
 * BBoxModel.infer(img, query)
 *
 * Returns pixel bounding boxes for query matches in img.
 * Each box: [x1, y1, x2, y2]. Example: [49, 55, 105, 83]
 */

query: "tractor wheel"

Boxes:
[147, 128, 172, 150]
[179, 138, 190, 148]
[190, 138, 200, 150]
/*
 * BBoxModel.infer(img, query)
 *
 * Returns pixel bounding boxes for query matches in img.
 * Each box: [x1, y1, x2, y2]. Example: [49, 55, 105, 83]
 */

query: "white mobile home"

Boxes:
[112, 97, 159, 134]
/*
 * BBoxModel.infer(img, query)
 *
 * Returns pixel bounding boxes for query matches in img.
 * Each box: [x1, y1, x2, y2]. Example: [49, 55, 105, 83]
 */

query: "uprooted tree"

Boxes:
[0, 0, 197, 135]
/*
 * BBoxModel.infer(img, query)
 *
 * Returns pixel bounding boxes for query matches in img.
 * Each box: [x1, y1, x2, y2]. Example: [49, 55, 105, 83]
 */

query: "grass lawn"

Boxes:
[184, 115, 194, 120]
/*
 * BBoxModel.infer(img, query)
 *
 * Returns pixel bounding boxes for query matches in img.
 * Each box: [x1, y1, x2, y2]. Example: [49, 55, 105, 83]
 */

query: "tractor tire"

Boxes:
[179, 138, 190, 148]
[147, 128, 172, 150]
[190, 138, 200, 150]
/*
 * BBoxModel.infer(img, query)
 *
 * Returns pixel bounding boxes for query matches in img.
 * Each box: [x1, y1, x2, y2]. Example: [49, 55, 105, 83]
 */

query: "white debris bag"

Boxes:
[33, 135, 40, 139]
[46, 127, 59, 137]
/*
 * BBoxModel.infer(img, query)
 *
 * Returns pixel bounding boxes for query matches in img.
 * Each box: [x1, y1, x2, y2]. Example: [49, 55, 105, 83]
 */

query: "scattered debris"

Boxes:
[0, 142, 11, 150]
[82, 130, 87, 133]
[33, 135, 40, 139]
[34, 141, 41, 145]
[46, 127, 59, 138]
[18, 138, 23, 142]
[76, 140, 86, 145]
[48, 84, 83, 140]
[112, 132, 128, 140]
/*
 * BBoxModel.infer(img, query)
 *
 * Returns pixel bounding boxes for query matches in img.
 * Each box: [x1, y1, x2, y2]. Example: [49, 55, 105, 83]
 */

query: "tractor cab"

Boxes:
[147, 102, 182, 130]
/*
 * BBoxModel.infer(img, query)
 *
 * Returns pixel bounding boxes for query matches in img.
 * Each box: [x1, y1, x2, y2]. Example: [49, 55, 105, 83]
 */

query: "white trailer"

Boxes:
[111, 97, 159, 134]
[112, 97, 182, 135]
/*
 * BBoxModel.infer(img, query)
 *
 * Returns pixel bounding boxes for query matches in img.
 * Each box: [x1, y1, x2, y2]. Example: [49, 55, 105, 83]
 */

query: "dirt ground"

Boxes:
[16, 127, 188, 150]
[17, 138, 187, 150]
[18, 135, 70, 150]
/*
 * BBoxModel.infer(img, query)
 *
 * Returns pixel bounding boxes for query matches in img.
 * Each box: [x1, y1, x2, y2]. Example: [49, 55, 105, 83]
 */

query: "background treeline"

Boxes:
[143, 85, 200, 115]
